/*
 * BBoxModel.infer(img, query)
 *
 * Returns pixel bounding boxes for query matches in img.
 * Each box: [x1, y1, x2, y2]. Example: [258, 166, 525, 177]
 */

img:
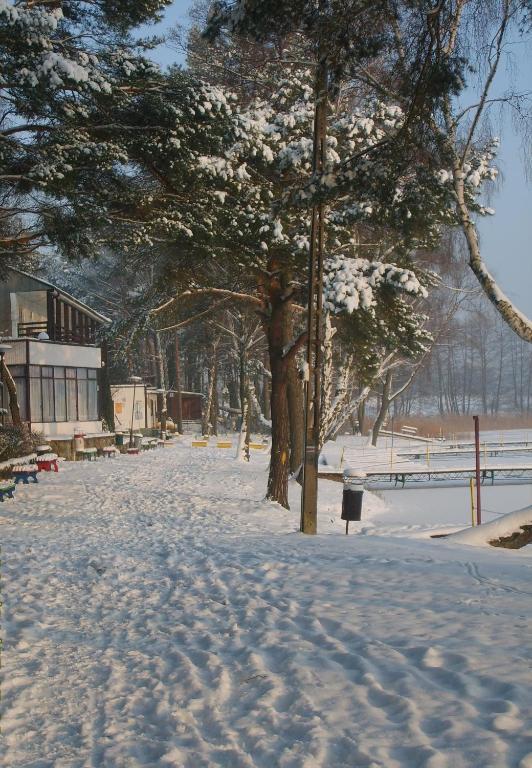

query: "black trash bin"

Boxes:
[341, 470, 365, 533]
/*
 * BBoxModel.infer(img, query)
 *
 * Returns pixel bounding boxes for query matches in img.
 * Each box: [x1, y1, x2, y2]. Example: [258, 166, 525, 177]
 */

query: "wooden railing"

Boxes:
[17, 321, 96, 345]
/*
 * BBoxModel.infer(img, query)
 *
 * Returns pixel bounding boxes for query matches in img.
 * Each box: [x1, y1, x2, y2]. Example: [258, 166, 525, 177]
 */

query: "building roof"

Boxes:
[8, 267, 111, 325]
[111, 383, 203, 397]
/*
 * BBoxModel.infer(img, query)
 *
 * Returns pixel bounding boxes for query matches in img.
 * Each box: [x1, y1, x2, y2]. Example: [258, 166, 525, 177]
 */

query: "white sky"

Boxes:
[143, 1, 532, 315]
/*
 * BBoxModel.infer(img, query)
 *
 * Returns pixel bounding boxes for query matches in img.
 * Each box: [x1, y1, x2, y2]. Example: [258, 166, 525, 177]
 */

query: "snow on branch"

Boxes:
[323, 255, 427, 315]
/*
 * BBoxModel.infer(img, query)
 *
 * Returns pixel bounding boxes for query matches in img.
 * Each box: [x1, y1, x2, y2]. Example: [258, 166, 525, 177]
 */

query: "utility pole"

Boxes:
[300, 52, 328, 535]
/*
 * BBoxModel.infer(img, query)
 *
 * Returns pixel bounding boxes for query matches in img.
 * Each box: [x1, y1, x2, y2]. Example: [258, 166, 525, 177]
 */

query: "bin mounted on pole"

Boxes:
[342, 469, 365, 534]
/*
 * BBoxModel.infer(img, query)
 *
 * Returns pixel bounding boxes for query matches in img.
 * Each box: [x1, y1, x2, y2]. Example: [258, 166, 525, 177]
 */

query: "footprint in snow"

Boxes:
[88, 560, 106, 576]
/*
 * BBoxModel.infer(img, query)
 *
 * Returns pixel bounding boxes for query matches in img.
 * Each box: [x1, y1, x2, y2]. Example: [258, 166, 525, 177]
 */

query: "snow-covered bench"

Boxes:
[102, 446, 119, 458]
[36, 453, 59, 472]
[0, 480, 16, 501]
[12, 465, 39, 484]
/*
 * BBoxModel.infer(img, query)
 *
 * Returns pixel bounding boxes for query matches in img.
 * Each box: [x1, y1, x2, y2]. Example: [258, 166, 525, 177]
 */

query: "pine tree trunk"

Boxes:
[202, 354, 216, 437]
[266, 275, 291, 509]
[154, 331, 167, 436]
[1, 358, 22, 427]
[287, 357, 304, 475]
[210, 353, 218, 436]
[263, 352, 271, 419]
[174, 333, 183, 433]
[267, 353, 290, 508]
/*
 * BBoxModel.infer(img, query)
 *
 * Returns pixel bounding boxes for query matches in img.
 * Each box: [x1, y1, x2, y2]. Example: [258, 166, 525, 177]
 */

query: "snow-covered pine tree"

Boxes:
[0, 0, 171, 266]
[153, 23, 459, 508]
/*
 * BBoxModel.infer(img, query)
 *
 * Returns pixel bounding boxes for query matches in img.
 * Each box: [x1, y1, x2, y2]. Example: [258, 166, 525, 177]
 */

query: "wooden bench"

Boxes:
[249, 443, 268, 450]
[0, 481, 16, 501]
[12, 465, 39, 484]
[216, 441, 232, 449]
[192, 440, 208, 448]
[36, 453, 59, 472]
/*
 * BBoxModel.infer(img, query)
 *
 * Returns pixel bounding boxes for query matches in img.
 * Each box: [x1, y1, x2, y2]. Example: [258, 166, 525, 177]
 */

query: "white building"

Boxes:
[0, 267, 110, 437]
[110, 383, 159, 433]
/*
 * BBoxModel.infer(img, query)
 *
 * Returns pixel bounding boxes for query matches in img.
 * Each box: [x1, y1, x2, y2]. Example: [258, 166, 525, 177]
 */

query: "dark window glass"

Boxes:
[42, 367, 53, 378]
[42, 378, 54, 421]
[77, 368, 87, 379]
[87, 369, 97, 380]
[78, 379, 88, 420]
[66, 379, 77, 420]
[87, 379, 98, 420]
[30, 377, 42, 422]
[54, 379, 66, 421]
[8, 365, 25, 377]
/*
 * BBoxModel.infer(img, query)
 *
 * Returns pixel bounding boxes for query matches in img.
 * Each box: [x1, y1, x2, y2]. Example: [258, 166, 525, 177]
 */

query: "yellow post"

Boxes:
[469, 478, 475, 526]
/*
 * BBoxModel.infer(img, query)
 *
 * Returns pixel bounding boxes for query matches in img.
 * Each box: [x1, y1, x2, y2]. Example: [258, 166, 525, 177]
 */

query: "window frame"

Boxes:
[27, 365, 99, 423]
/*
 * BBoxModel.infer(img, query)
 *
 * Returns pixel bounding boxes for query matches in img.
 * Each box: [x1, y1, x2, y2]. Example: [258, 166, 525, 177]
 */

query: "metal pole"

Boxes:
[130, 380, 137, 448]
[301, 52, 328, 535]
[473, 415, 481, 525]
[469, 478, 475, 526]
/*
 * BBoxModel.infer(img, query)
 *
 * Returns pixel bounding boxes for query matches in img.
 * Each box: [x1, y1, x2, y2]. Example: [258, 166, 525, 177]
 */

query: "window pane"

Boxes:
[77, 368, 87, 379]
[54, 379, 66, 421]
[87, 369, 98, 380]
[42, 378, 54, 422]
[29, 365, 41, 377]
[88, 380, 98, 420]
[30, 377, 42, 422]
[8, 365, 25, 377]
[54, 367, 65, 379]
[66, 368, 76, 379]
[78, 380, 88, 420]
[66, 379, 77, 420]
[42, 366, 53, 378]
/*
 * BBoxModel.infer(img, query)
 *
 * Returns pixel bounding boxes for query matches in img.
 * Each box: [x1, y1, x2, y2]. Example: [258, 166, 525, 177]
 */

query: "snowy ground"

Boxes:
[2, 441, 532, 768]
